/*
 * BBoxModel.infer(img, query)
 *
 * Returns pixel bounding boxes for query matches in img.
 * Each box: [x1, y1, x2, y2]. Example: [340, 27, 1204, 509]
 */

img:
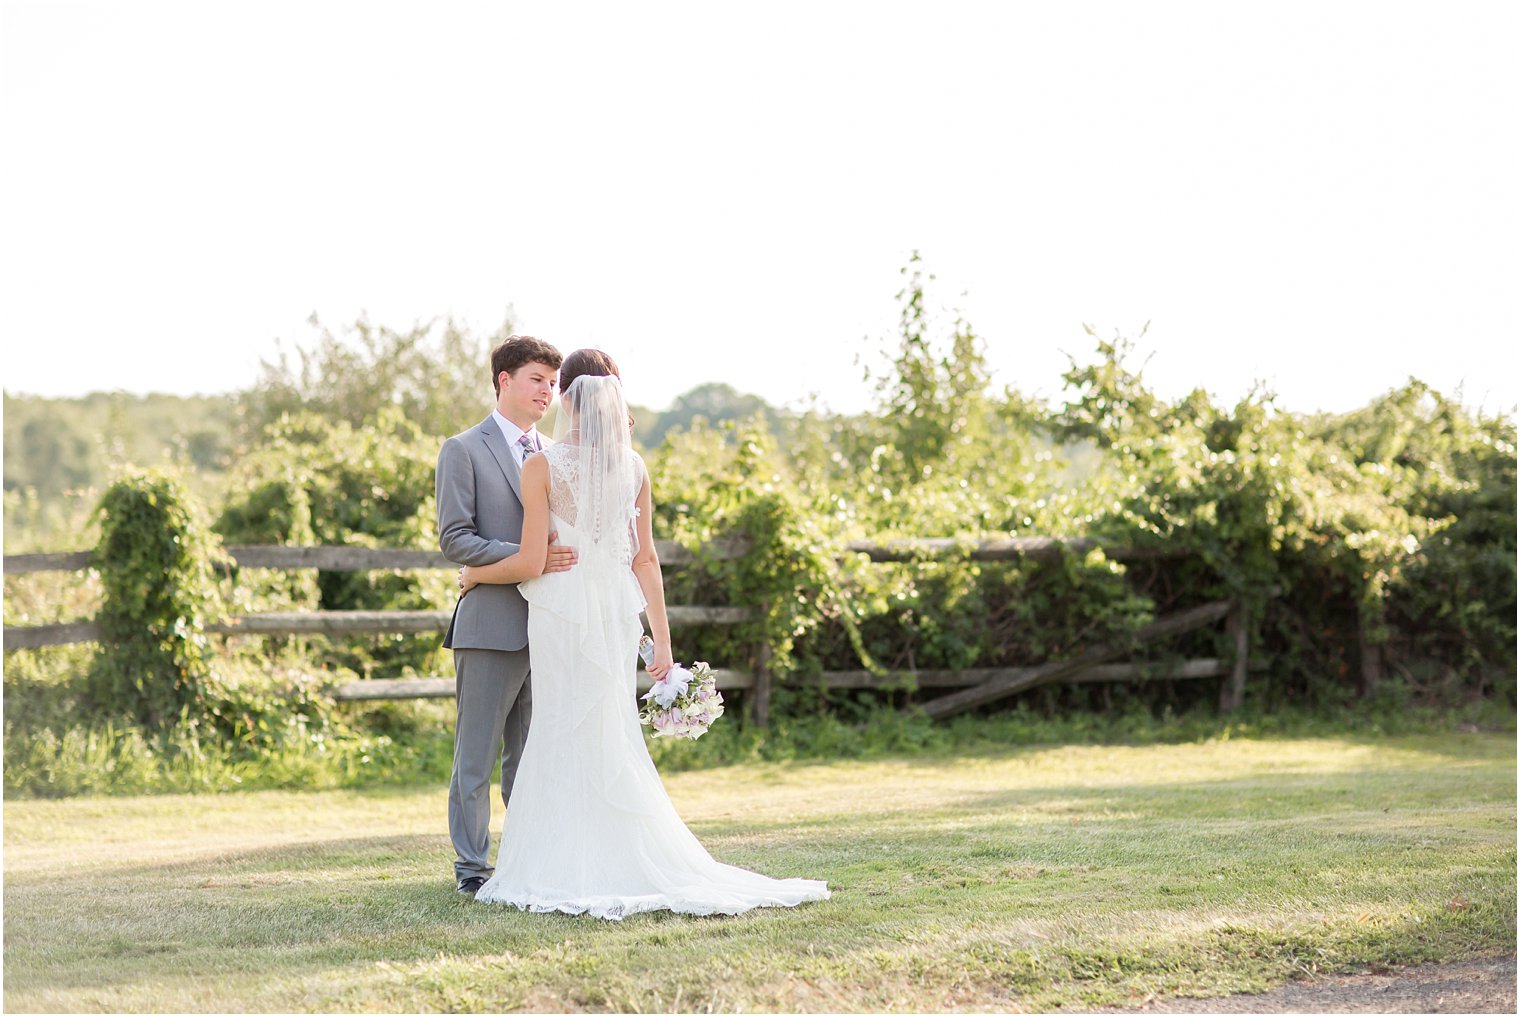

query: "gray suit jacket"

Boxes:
[437, 416, 536, 652]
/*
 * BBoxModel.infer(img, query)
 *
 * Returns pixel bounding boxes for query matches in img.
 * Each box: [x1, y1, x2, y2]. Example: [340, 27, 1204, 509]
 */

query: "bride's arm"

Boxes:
[630, 469, 674, 680]
[458, 455, 550, 591]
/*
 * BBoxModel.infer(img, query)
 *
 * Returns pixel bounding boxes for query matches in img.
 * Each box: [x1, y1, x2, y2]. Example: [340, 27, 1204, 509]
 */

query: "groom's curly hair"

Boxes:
[491, 335, 563, 395]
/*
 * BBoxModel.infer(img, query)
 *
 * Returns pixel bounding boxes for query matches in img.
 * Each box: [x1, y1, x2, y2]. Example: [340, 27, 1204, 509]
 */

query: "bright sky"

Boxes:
[1, 1, 1515, 417]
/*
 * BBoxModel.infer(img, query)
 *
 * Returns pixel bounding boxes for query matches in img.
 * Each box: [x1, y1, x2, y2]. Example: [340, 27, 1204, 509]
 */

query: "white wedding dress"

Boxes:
[473, 441, 830, 920]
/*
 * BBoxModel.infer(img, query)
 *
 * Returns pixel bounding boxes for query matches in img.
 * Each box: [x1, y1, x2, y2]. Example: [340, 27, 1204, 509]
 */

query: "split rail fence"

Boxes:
[4, 537, 1264, 726]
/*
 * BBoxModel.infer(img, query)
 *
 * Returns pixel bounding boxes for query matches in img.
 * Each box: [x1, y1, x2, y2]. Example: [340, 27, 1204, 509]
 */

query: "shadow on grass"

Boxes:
[6, 751, 1513, 1005]
[9, 758, 1506, 881]
[882, 724, 1516, 767]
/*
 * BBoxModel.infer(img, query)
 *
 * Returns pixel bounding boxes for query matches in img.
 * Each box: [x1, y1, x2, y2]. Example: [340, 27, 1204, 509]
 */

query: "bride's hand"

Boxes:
[647, 645, 675, 681]
[458, 566, 479, 595]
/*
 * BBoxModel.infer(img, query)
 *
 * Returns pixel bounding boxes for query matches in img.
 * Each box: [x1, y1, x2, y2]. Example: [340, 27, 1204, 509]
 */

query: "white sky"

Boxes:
[1, 0, 1516, 416]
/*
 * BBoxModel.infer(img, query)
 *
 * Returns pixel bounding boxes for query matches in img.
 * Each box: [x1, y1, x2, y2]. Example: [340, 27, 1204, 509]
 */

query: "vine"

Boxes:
[87, 470, 228, 730]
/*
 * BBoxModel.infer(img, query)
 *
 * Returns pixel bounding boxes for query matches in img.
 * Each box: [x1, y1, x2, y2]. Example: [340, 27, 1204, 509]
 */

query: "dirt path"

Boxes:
[1086, 954, 1516, 1013]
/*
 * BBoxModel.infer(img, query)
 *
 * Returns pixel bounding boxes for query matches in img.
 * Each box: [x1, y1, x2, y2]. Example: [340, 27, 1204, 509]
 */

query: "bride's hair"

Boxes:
[559, 348, 619, 391]
[559, 349, 634, 432]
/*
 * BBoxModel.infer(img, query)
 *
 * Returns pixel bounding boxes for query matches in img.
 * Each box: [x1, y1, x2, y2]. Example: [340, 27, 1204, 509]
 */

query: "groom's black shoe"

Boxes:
[457, 876, 487, 898]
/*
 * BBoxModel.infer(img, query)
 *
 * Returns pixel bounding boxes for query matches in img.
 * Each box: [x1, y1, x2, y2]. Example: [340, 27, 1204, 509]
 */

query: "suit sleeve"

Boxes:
[436, 436, 520, 566]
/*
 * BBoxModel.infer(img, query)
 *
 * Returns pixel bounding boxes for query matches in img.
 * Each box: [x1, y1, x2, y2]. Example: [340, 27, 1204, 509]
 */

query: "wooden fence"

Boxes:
[4, 537, 1260, 726]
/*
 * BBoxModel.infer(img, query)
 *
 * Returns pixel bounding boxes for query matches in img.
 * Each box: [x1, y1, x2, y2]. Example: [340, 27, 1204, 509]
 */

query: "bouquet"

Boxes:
[637, 635, 724, 739]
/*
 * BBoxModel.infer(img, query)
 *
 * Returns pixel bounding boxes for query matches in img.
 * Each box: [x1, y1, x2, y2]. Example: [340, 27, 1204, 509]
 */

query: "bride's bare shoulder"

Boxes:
[521, 451, 550, 479]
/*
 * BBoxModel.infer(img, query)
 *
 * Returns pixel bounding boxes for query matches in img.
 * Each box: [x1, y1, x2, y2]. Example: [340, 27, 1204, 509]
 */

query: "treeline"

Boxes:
[4, 393, 238, 496]
[2, 317, 781, 550]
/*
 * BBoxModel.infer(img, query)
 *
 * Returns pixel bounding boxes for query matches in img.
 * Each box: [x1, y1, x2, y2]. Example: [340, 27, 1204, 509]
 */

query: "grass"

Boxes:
[2, 730, 1514, 1012]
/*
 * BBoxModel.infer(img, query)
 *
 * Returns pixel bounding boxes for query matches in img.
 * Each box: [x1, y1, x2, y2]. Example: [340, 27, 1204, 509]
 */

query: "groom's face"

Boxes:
[498, 361, 558, 423]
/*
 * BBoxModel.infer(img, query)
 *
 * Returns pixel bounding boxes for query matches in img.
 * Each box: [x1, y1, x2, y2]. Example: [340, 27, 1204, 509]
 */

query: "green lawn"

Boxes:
[3, 731, 1514, 1012]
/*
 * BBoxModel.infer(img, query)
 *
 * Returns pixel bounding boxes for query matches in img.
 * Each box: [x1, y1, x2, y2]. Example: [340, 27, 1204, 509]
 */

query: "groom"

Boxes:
[436, 334, 576, 897]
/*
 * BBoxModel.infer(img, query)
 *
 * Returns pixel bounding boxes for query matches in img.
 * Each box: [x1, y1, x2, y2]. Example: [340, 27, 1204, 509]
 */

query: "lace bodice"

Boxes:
[543, 442, 646, 565]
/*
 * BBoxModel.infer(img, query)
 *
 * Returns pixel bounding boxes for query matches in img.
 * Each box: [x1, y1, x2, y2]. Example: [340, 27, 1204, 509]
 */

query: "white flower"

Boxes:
[644, 665, 691, 710]
[637, 657, 727, 740]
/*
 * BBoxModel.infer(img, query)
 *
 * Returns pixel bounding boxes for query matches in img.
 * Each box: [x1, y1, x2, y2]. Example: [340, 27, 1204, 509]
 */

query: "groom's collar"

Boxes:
[491, 409, 540, 448]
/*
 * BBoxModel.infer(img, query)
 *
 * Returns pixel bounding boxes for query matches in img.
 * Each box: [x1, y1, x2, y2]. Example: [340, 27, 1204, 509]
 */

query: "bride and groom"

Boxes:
[435, 336, 829, 920]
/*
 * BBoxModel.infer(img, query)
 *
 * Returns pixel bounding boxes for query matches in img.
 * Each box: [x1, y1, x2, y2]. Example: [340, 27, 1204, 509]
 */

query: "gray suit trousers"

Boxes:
[449, 646, 532, 883]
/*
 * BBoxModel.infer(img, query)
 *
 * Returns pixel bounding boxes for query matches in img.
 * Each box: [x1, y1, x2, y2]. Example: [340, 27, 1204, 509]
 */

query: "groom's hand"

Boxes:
[544, 530, 578, 574]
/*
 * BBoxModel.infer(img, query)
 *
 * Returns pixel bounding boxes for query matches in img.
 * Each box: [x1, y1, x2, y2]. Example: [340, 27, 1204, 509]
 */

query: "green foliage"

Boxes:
[4, 639, 453, 798]
[1047, 337, 1516, 705]
[2, 485, 100, 556]
[3, 691, 449, 799]
[1346, 385, 1517, 697]
[241, 314, 516, 441]
[643, 273, 1514, 722]
[646, 691, 1513, 773]
[217, 408, 440, 557]
[215, 407, 450, 677]
[3, 392, 237, 549]
[4, 469, 392, 798]
[649, 274, 1161, 717]
[849, 252, 1006, 501]
[86, 471, 228, 730]
[636, 382, 776, 447]
[5, 260, 1515, 799]
[3, 396, 93, 498]
[649, 419, 857, 693]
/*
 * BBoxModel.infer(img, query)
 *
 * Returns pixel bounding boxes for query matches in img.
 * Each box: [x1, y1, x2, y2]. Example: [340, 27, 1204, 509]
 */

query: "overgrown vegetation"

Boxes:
[85, 472, 226, 729]
[214, 407, 451, 678]
[650, 258, 1515, 724]
[3, 258, 1514, 797]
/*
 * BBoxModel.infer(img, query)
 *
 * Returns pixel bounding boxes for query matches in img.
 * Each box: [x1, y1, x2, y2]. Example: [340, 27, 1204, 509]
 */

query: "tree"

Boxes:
[854, 252, 998, 490]
[240, 312, 520, 441]
[642, 383, 775, 446]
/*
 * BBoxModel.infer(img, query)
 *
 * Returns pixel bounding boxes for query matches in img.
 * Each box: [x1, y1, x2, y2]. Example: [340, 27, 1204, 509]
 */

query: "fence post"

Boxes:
[750, 641, 773, 729]
[1218, 600, 1249, 713]
[1358, 614, 1384, 696]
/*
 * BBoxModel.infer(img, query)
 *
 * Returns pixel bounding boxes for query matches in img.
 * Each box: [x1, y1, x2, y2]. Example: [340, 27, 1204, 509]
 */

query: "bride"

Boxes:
[456, 349, 830, 921]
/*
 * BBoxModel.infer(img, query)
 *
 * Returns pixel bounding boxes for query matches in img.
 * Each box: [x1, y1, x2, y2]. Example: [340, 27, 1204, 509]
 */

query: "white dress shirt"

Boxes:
[492, 409, 542, 466]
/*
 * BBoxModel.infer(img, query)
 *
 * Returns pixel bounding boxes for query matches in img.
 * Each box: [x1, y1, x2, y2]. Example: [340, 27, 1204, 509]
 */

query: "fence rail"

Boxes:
[4, 620, 102, 650]
[3, 535, 1184, 577]
[331, 657, 1247, 701]
[4, 538, 1259, 723]
[1, 538, 750, 576]
[1, 537, 1167, 649]
[5, 606, 754, 648]
[841, 537, 1183, 563]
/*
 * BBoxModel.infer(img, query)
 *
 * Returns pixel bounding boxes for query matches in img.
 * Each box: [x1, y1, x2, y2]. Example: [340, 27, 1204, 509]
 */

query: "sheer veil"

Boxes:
[550, 374, 636, 557]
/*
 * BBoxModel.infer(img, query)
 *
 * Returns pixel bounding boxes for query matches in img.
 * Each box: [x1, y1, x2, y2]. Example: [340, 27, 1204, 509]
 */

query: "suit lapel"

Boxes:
[477, 416, 523, 502]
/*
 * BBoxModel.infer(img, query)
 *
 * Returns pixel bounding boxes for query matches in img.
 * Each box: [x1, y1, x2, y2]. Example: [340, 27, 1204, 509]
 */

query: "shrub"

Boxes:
[86, 471, 227, 730]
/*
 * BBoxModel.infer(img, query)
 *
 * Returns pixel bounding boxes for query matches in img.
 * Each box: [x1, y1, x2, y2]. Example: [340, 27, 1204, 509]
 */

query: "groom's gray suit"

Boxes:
[437, 415, 537, 884]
